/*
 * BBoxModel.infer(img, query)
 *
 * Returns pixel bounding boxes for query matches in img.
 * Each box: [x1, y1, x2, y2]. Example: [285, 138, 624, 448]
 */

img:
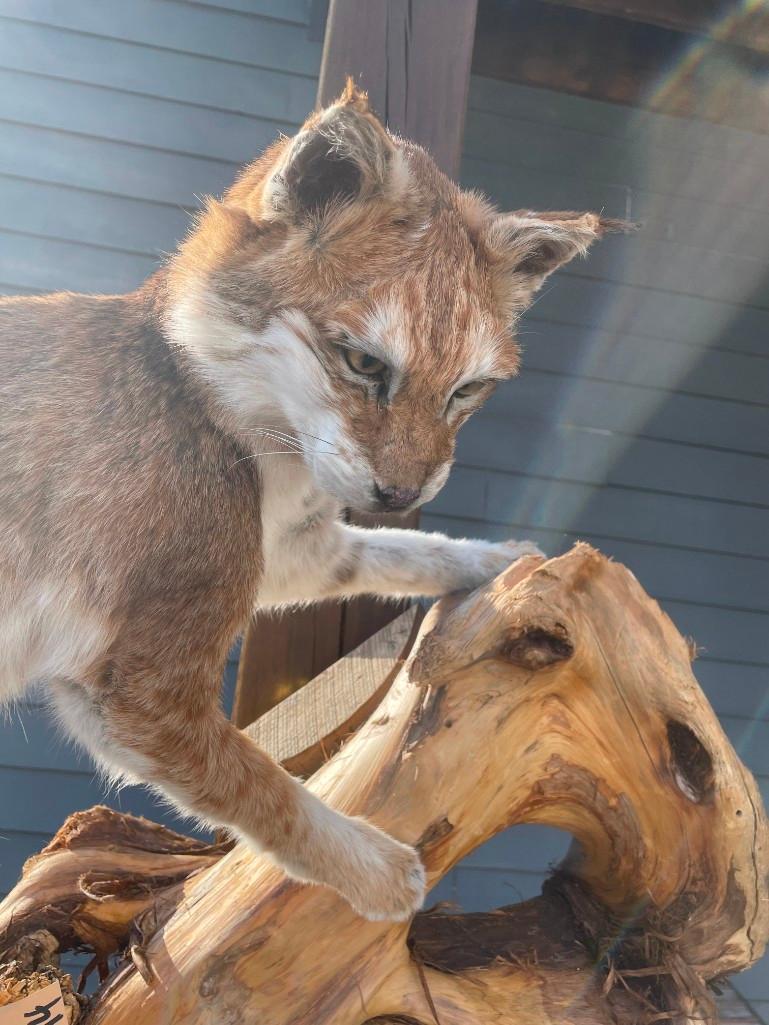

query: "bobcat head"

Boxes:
[167, 82, 626, 513]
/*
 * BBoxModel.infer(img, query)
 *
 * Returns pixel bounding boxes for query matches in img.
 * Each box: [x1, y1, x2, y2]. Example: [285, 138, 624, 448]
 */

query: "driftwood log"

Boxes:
[1, 544, 767, 1025]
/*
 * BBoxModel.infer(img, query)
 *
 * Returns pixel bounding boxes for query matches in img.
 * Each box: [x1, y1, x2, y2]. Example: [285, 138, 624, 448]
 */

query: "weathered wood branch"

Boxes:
[0, 808, 227, 985]
[1, 545, 766, 1024]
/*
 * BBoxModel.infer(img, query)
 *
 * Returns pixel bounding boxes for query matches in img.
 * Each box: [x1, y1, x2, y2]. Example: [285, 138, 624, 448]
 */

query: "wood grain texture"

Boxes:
[4, 546, 767, 1024]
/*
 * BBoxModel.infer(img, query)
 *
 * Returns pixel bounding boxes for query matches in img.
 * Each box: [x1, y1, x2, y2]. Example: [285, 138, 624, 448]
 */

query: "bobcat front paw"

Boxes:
[332, 817, 426, 921]
[452, 537, 544, 591]
[282, 809, 426, 921]
[495, 538, 545, 568]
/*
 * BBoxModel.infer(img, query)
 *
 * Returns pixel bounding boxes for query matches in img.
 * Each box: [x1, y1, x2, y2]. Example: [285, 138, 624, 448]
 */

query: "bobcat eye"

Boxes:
[452, 380, 487, 400]
[342, 347, 387, 377]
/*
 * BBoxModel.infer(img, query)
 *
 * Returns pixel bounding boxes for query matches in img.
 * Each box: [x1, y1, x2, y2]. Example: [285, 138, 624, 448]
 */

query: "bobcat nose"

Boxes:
[374, 483, 421, 511]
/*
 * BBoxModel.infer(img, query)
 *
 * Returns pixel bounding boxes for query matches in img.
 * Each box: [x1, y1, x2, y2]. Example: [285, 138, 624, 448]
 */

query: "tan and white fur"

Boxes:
[0, 85, 623, 920]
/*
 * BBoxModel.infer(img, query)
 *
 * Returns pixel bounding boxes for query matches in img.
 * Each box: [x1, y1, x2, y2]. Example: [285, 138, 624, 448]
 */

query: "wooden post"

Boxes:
[233, 0, 479, 727]
[318, 0, 479, 174]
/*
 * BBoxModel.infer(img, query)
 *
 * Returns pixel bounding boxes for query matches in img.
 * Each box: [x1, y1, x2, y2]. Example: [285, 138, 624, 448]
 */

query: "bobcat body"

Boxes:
[0, 85, 619, 919]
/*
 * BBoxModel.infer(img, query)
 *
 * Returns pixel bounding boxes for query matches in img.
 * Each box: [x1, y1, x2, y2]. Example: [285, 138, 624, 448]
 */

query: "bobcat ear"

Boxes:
[481, 210, 635, 321]
[262, 81, 398, 218]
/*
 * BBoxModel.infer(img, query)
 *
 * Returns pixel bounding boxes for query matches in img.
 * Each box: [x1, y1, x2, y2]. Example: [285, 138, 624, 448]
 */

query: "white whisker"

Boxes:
[240, 428, 304, 453]
[239, 425, 337, 451]
[229, 447, 340, 470]
[240, 434, 302, 450]
[266, 425, 337, 447]
[254, 431, 303, 452]
[15, 705, 29, 744]
[229, 451, 303, 469]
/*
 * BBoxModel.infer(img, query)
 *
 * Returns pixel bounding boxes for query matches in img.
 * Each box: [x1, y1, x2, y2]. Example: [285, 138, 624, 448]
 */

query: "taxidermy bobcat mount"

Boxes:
[0, 83, 624, 919]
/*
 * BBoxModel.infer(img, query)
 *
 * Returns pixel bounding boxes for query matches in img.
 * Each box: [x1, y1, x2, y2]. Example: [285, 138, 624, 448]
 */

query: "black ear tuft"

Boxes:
[282, 131, 363, 213]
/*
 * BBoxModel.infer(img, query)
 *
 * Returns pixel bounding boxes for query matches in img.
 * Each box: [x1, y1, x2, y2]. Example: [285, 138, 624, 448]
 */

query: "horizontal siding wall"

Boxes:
[0, 0, 319, 295]
[425, 74, 769, 1014]
[0, 0, 319, 902]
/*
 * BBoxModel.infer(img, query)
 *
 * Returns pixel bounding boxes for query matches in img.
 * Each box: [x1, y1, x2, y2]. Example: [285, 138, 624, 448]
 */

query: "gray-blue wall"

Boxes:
[0, 0, 319, 296]
[0, 1, 767, 1012]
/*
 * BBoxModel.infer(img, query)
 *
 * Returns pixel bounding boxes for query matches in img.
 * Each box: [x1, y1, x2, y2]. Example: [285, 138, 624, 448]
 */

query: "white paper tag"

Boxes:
[0, 981, 66, 1025]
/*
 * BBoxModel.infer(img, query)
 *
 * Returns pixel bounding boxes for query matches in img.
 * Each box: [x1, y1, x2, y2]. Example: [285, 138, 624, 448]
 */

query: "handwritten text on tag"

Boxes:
[0, 981, 66, 1025]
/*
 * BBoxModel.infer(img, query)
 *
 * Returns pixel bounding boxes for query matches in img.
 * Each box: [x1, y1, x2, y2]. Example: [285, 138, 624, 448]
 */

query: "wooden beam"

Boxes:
[245, 606, 421, 777]
[539, 0, 769, 56]
[233, 1, 478, 729]
[231, 604, 344, 729]
[473, 0, 769, 134]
